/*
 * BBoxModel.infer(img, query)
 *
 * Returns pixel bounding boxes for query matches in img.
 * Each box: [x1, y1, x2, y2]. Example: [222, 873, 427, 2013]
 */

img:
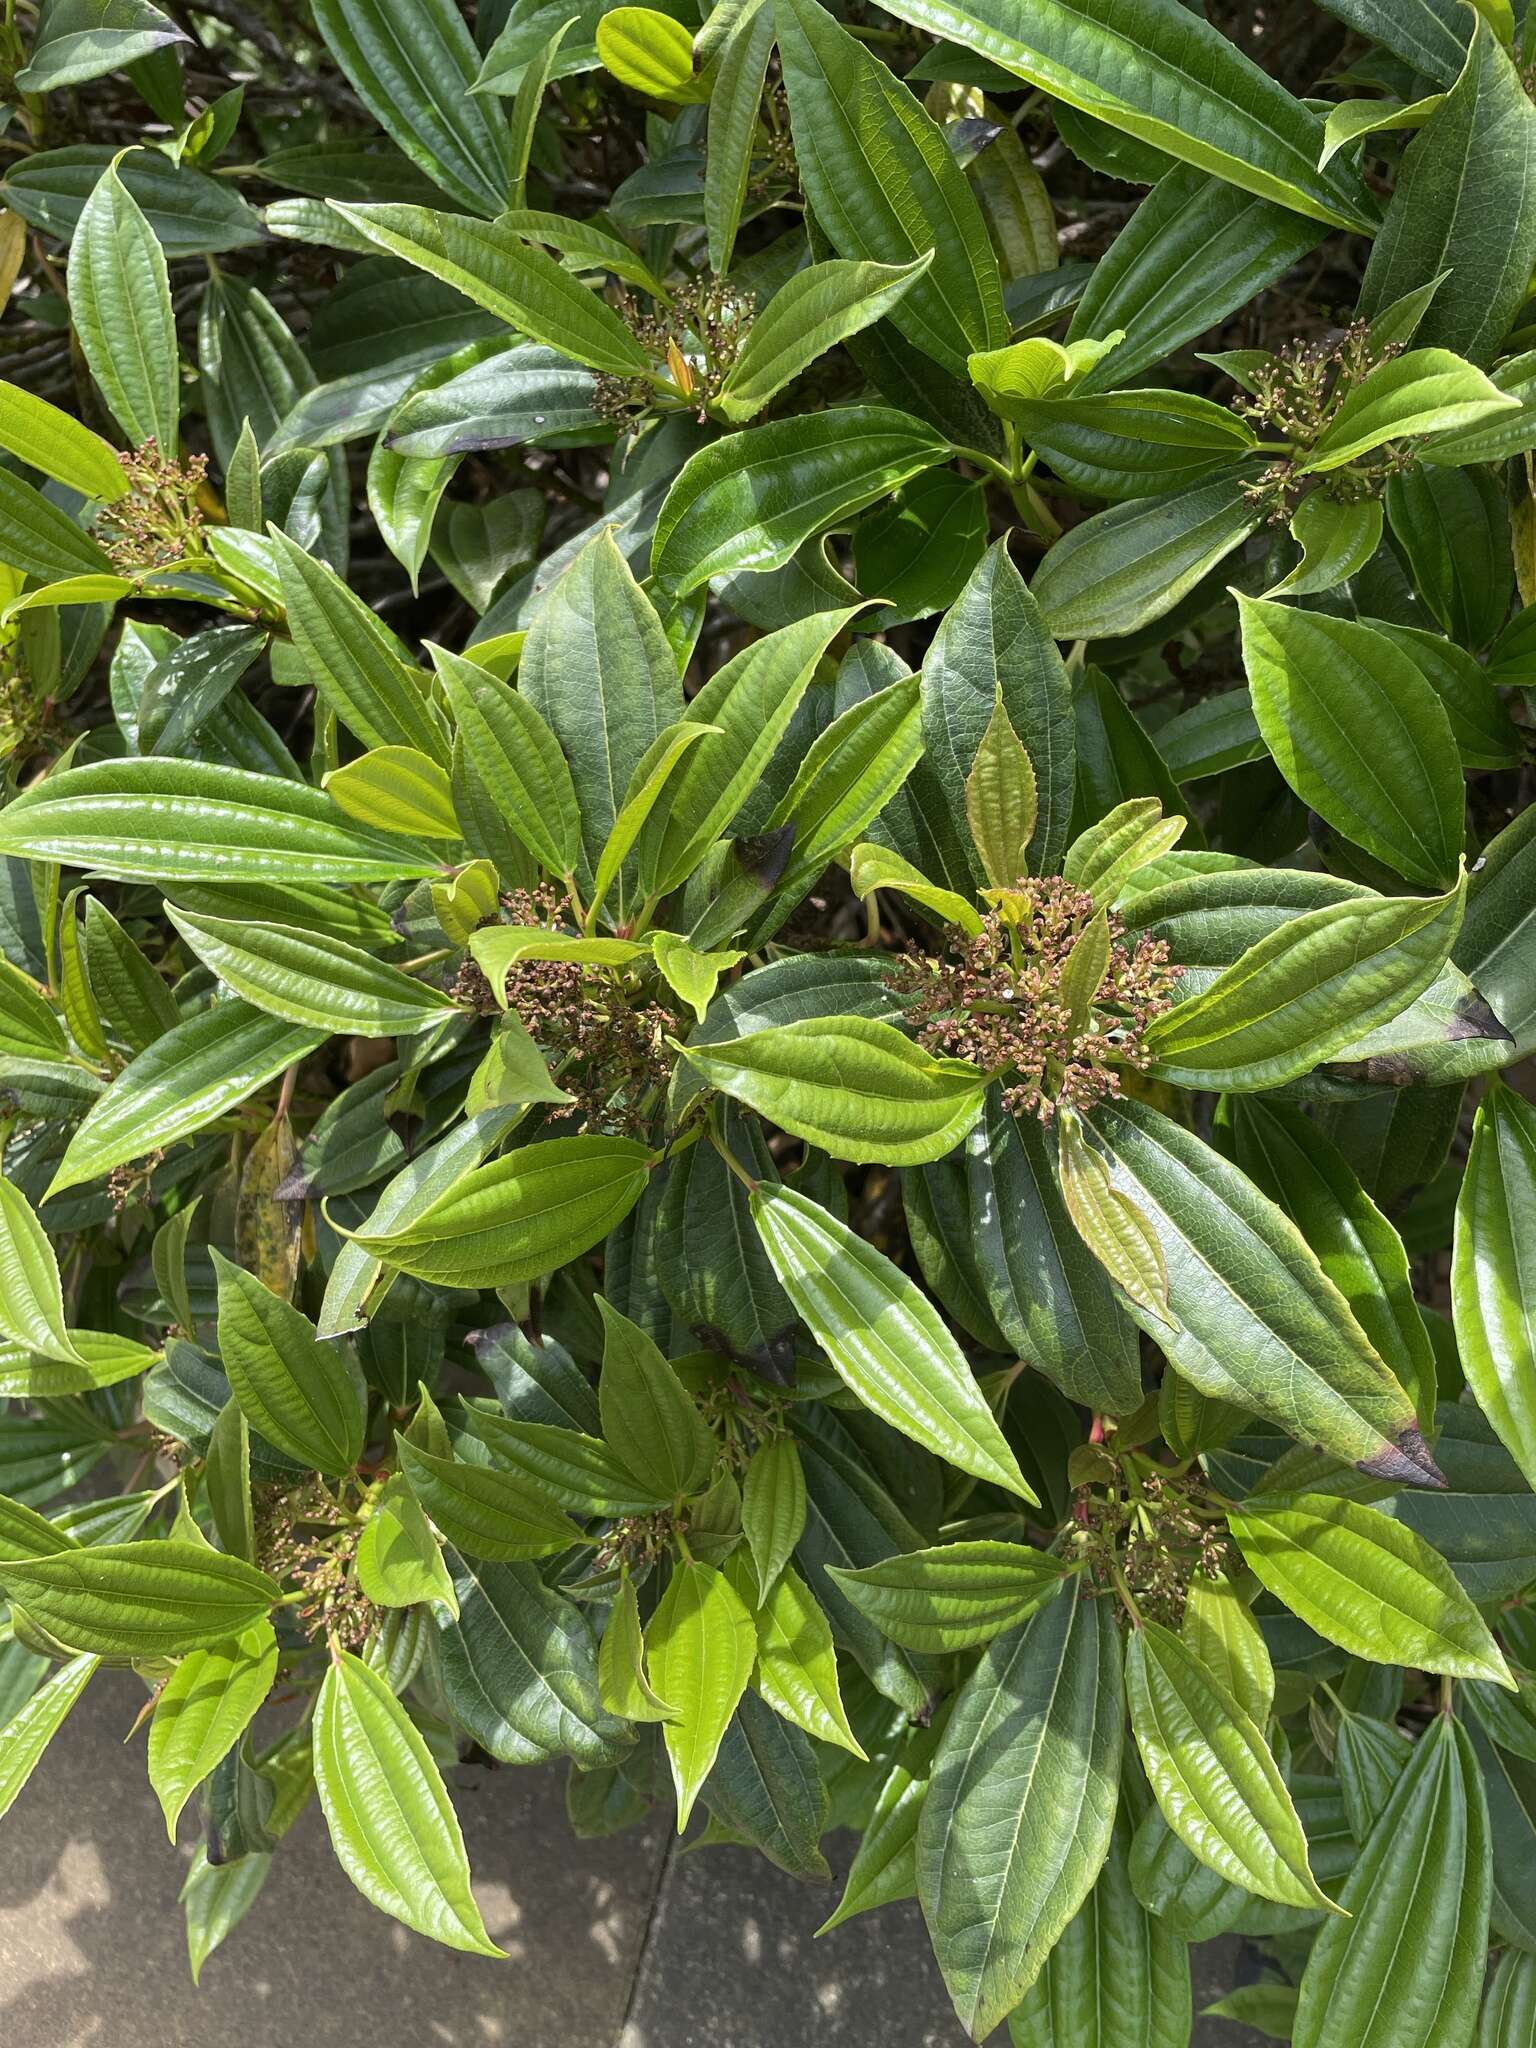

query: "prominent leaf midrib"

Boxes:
[452, 1554, 601, 1750]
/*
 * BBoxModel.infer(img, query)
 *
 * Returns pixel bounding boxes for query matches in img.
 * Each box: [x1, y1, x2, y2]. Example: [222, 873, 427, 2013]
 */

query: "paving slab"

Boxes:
[0, 1667, 667, 2048]
[0, 1668, 1272, 2048]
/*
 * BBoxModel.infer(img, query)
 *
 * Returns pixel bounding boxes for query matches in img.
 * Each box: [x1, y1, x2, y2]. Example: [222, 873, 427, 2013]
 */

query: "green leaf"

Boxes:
[1057, 1108, 1171, 1324]
[598, 1574, 679, 1723]
[213, 1251, 365, 1477]
[740, 1437, 806, 1596]
[1302, 347, 1516, 471]
[313, 1650, 503, 1955]
[17, 0, 187, 91]
[70, 157, 179, 451]
[1006, 386, 1256, 502]
[1234, 1098, 1438, 1430]
[703, 0, 775, 274]
[652, 407, 949, 596]
[322, 748, 459, 840]
[1359, 20, 1536, 365]
[597, 1298, 715, 1500]
[395, 1436, 580, 1560]
[647, 1557, 758, 1829]
[434, 645, 582, 879]
[874, 0, 1377, 231]
[1147, 874, 1466, 1090]
[776, 0, 1006, 376]
[204, 1398, 254, 1563]
[701, 1689, 831, 1879]
[168, 905, 456, 1038]
[1125, 1620, 1334, 1912]
[519, 528, 684, 885]
[0, 466, 114, 582]
[355, 1474, 458, 1614]
[1032, 471, 1261, 641]
[1228, 1492, 1513, 1684]
[0, 758, 441, 887]
[849, 842, 982, 936]
[310, 0, 514, 217]
[1479, 1946, 1536, 2046]
[651, 933, 745, 1024]
[752, 1561, 865, 1757]
[1265, 491, 1383, 599]
[819, 1722, 938, 1933]
[48, 1002, 326, 1198]
[1238, 597, 1465, 889]
[1082, 1097, 1439, 1486]
[148, 1621, 279, 1839]
[464, 1410, 672, 1515]
[1007, 1803, 1192, 2048]
[0, 1653, 98, 1823]
[0, 380, 127, 501]
[1292, 1714, 1489, 2048]
[0, 1541, 278, 1657]
[919, 1578, 1123, 2041]
[271, 532, 449, 766]
[349, 1134, 653, 1289]
[829, 1540, 1071, 1652]
[1454, 1085, 1536, 1493]
[964, 686, 1038, 889]
[716, 255, 935, 421]
[332, 204, 653, 376]
[590, 718, 718, 924]
[752, 1181, 1035, 1501]
[597, 7, 708, 99]
[684, 1015, 983, 1167]
[920, 538, 1076, 886]
[0, 1174, 87, 1367]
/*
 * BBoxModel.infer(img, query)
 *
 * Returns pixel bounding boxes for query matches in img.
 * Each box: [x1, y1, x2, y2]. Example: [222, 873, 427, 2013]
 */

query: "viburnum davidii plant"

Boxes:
[1, 0, 1536, 2039]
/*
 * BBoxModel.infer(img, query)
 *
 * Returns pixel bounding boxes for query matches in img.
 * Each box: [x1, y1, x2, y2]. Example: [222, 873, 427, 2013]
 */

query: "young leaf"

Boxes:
[313, 1651, 503, 1956]
[1302, 347, 1516, 470]
[1453, 1083, 1536, 1492]
[0, 381, 128, 502]
[598, 1574, 679, 1723]
[715, 254, 935, 422]
[433, 644, 582, 879]
[597, 1298, 716, 1501]
[0, 1175, 88, 1368]
[0, 1654, 99, 1824]
[355, 1474, 458, 1614]
[740, 1437, 807, 1597]
[395, 1437, 580, 1560]
[753, 1563, 866, 1757]
[964, 686, 1038, 889]
[752, 1182, 1036, 1502]
[647, 1557, 758, 1830]
[148, 1621, 279, 1839]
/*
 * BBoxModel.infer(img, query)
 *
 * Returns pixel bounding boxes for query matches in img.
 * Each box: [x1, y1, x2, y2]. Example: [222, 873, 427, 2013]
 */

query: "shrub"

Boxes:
[0, 0, 1533, 2036]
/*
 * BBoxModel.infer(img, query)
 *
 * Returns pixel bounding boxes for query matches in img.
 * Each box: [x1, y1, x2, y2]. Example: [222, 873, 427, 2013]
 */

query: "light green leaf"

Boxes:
[321, 748, 460, 840]
[684, 1014, 984, 1167]
[598, 1574, 680, 1723]
[395, 1437, 580, 1560]
[168, 905, 457, 1037]
[716, 254, 935, 421]
[0, 1653, 98, 1823]
[0, 1541, 278, 1657]
[355, 1474, 458, 1614]
[964, 686, 1038, 889]
[751, 1181, 1035, 1501]
[148, 1621, 279, 1839]
[1264, 490, 1383, 599]
[647, 1557, 758, 1829]
[1057, 1108, 1171, 1324]
[0, 1174, 87, 1368]
[753, 1563, 866, 1757]
[348, 1134, 653, 1289]
[1238, 596, 1465, 889]
[1228, 1491, 1513, 1684]
[597, 6, 708, 99]
[848, 843, 982, 937]
[1146, 873, 1466, 1090]
[434, 644, 582, 879]
[1181, 1571, 1274, 1729]
[1453, 1083, 1536, 1494]
[1063, 798, 1185, 907]
[1303, 347, 1516, 471]
[703, 0, 776, 274]
[313, 1651, 503, 1955]
[0, 380, 127, 501]
[740, 1437, 806, 1597]
[597, 1297, 716, 1500]
[1126, 1620, 1334, 1911]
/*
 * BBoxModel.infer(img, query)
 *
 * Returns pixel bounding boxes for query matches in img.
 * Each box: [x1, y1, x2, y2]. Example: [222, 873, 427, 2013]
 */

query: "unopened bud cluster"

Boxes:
[889, 876, 1179, 1122]
[96, 440, 209, 571]
[1234, 322, 1414, 520]
[594, 278, 757, 420]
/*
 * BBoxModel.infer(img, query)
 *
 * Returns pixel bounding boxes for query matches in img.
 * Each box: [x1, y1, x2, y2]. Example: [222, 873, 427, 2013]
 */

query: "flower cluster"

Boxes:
[593, 277, 757, 420]
[593, 1508, 681, 1575]
[95, 441, 210, 571]
[450, 888, 675, 1137]
[1233, 321, 1416, 520]
[254, 1479, 373, 1653]
[889, 877, 1179, 1122]
[1073, 1470, 1235, 1629]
